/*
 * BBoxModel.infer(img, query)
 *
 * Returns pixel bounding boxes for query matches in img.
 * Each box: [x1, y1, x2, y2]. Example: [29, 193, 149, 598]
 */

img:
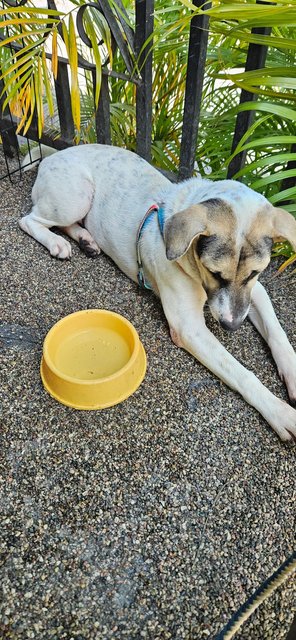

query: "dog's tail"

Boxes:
[22, 144, 57, 171]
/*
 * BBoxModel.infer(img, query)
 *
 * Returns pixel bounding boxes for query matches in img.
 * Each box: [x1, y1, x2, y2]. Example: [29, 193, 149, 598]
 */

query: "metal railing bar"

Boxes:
[94, 73, 111, 144]
[0, 115, 71, 149]
[96, 0, 135, 76]
[178, 0, 210, 181]
[135, 0, 153, 162]
[54, 61, 75, 142]
[110, 0, 135, 55]
[0, 36, 141, 84]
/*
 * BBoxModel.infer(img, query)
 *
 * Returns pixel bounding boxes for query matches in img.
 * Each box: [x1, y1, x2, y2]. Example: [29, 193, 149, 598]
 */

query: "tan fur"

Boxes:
[165, 201, 293, 342]
[166, 201, 272, 296]
[166, 202, 296, 293]
[164, 204, 208, 260]
[164, 200, 235, 261]
[272, 207, 296, 249]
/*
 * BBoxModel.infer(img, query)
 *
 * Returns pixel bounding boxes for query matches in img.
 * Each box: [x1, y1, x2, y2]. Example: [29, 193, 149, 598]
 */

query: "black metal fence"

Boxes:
[0, 0, 271, 181]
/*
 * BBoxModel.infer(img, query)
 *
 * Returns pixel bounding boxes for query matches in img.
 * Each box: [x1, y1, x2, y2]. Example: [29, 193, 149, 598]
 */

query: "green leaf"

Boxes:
[34, 56, 44, 138]
[66, 14, 80, 133]
[0, 6, 62, 16]
[269, 186, 296, 204]
[42, 50, 54, 117]
[233, 153, 296, 179]
[83, 13, 102, 107]
[251, 168, 296, 189]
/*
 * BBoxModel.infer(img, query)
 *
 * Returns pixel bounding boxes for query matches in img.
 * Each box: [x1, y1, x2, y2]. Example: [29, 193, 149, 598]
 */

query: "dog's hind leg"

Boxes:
[19, 209, 72, 259]
[60, 223, 100, 258]
[19, 171, 96, 259]
[249, 281, 296, 404]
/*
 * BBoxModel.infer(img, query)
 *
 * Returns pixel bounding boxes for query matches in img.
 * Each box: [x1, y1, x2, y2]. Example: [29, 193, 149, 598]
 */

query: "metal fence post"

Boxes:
[135, 0, 154, 162]
[179, 1, 210, 181]
[95, 74, 111, 145]
[54, 62, 75, 144]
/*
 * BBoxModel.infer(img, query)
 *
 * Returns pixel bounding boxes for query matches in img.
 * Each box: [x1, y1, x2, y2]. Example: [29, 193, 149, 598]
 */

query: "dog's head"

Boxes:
[164, 191, 296, 331]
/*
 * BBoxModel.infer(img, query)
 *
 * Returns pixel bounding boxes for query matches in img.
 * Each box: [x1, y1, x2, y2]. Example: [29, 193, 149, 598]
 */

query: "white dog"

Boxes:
[19, 144, 296, 441]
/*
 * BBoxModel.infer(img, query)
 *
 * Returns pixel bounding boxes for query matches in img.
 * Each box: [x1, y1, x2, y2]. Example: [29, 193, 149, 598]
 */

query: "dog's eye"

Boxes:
[209, 271, 230, 287]
[243, 270, 259, 285]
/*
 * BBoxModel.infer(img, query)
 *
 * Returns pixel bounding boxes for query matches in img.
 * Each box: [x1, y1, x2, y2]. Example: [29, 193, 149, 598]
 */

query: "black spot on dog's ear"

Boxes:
[196, 235, 212, 258]
[239, 236, 273, 263]
[196, 235, 233, 260]
[200, 198, 225, 209]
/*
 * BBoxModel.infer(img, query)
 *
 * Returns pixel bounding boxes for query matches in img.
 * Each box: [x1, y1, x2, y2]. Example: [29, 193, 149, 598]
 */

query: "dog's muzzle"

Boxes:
[208, 294, 250, 332]
[219, 318, 242, 332]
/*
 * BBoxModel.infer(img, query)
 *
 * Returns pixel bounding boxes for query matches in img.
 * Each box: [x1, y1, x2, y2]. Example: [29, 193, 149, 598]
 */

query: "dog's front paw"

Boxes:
[268, 400, 296, 443]
[50, 237, 72, 259]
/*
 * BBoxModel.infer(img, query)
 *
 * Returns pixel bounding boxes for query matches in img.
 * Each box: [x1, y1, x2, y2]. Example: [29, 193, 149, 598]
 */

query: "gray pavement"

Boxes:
[1, 151, 295, 639]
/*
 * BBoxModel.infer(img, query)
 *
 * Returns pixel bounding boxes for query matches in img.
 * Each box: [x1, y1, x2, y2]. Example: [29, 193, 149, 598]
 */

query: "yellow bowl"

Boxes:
[40, 309, 147, 409]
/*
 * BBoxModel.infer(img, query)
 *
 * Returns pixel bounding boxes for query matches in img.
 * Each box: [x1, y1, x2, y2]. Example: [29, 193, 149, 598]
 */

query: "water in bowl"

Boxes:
[54, 327, 131, 380]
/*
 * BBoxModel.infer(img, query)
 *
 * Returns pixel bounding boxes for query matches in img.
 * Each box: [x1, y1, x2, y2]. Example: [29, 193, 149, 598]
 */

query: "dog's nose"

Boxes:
[219, 318, 241, 332]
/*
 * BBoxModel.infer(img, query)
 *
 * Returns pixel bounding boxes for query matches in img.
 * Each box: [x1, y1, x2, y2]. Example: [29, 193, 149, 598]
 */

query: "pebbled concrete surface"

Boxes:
[0, 151, 295, 639]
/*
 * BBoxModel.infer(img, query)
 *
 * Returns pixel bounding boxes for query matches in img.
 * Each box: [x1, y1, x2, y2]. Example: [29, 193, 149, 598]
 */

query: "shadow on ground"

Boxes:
[0, 151, 295, 639]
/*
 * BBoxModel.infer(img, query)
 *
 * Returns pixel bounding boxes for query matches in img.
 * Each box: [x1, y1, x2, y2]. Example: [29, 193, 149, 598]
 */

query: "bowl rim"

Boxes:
[42, 309, 142, 386]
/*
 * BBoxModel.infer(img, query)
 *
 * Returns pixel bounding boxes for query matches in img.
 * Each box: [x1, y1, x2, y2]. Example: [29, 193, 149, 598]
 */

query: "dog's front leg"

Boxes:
[158, 279, 296, 442]
[249, 281, 296, 404]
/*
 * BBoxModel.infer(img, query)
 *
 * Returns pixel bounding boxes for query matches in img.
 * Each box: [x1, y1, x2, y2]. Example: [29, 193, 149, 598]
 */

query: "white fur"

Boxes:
[19, 144, 296, 442]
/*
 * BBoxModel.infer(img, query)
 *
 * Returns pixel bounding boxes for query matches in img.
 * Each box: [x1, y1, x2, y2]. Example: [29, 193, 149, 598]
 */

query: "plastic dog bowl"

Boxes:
[40, 309, 147, 409]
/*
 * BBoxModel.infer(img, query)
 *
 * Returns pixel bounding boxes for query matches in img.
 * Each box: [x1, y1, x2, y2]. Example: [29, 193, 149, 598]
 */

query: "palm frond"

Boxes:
[0, 0, 113, 139]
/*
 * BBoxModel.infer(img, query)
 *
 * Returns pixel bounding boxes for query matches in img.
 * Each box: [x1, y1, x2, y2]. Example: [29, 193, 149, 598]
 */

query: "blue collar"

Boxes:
[136, 204, 165, 290]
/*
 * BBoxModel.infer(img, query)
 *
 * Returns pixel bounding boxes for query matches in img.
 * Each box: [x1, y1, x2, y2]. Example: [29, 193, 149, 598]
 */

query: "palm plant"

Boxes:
[0, 0, 113, 138]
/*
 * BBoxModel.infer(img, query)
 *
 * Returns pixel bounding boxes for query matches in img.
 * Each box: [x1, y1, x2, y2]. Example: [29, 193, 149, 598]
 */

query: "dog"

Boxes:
[19, 144, 296, 442]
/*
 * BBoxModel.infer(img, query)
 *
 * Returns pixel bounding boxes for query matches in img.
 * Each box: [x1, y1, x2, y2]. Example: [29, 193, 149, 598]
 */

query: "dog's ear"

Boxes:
[272, 207, 296, 250]
[164, 204, 208, 261]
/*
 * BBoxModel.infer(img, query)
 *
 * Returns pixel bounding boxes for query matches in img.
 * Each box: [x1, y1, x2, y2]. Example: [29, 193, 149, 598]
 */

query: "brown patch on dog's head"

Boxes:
[246, 205, 296, 250]
[237, 204, 296, 278]
[271, 206, 296, 250]
[164, 203, 208, 261]
[164, 197, 281, 331]
[164, 198, 234, 261]
[236, 213, 273, 281]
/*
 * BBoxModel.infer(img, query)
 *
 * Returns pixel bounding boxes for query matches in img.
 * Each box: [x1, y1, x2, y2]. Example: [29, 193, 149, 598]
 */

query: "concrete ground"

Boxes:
[1, 150, 295, 639]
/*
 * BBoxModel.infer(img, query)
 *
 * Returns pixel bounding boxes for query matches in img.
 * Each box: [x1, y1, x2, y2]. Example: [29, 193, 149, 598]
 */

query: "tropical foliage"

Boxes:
[0, 0, 296, 266]
[0, 1, 113, 138]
